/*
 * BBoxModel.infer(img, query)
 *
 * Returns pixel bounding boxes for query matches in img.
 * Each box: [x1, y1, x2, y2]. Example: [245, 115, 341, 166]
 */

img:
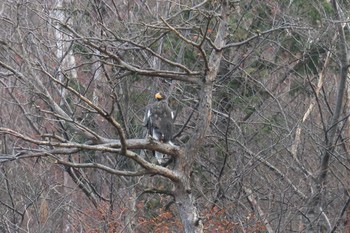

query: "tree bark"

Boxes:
[173, 1, 229, 232]
[307, 1, 349, 232]
[174, 180, 202, 233]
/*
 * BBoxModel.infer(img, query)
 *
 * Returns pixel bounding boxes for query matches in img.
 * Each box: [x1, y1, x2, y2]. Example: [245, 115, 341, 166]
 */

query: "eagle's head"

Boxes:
[155, 92, 165, 101]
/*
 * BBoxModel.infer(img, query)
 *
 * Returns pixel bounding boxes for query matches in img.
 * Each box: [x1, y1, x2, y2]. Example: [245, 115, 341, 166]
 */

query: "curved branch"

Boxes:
[53, 157, 150, 176]
[173, 102, 199, 139]
[0, 55, 98, 142]
[38, 66, 127, 153]
[0, 127, 181, 181]
[0, 127, 181, 155]
[100, 22, 196, 75]
[160, 17, 209, 72]
[60, 23, 201, 84]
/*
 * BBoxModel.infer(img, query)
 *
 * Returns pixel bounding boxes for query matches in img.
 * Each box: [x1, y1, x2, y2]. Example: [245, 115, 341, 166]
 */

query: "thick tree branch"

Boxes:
[0, 127, 181, 180]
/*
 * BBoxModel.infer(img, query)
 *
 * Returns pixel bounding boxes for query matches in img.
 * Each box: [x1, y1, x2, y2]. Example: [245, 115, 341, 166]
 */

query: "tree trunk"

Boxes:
[174, 180, 203, 233]
[174, 1, 229, 232]
[307, 1, 349, 232]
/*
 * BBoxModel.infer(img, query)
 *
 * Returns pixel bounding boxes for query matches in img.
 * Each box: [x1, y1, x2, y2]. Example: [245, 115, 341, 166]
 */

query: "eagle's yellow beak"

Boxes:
[155, 92, 163, 100]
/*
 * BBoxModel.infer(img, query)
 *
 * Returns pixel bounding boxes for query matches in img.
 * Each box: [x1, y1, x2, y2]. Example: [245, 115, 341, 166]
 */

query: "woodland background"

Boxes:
[0, 0, 350, 232]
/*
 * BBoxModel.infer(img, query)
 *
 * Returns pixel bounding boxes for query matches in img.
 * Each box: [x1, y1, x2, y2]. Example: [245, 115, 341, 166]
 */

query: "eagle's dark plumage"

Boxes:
[144, 92, 174, 165]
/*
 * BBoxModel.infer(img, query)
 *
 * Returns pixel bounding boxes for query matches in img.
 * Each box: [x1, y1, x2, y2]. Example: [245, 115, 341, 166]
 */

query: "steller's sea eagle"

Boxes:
[144, 92, 174, 165]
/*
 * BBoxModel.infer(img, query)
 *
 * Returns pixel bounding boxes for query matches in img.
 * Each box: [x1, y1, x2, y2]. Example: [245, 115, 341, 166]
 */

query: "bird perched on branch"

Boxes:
[144, 92, 175, 165]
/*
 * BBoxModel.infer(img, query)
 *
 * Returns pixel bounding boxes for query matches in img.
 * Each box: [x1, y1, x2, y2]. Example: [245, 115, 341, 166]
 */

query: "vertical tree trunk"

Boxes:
[174, 1, 229, 232]
[174, 181, 202, 233]
[344, 37, 350, 233]
[308, 1, 349, 232]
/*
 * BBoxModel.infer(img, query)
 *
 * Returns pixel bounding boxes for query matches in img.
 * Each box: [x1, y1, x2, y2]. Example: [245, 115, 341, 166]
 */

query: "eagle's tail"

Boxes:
[154, 151, 168, 165]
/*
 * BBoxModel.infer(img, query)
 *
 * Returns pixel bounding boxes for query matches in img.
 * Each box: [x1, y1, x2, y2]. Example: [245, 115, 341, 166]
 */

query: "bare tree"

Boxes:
[1, 0, 350, 232]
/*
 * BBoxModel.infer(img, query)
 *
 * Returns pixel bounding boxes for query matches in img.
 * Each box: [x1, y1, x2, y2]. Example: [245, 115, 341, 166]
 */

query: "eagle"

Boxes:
[144, 92, 175, 165]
